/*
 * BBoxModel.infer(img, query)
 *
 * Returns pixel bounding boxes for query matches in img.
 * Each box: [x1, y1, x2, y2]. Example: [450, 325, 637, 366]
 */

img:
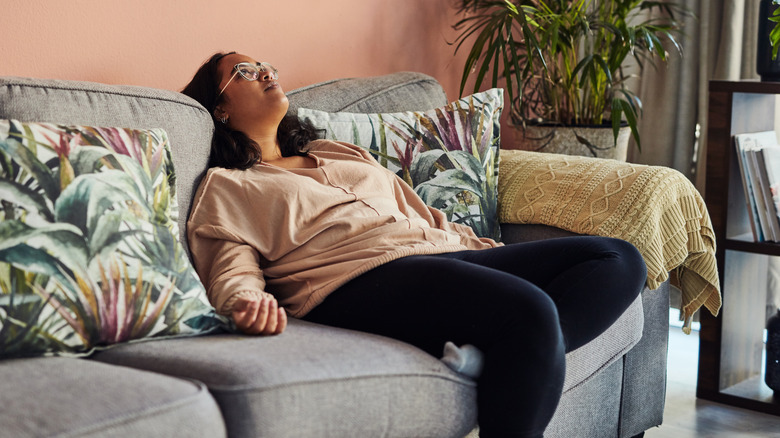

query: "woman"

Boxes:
[181, 52, 647, 438]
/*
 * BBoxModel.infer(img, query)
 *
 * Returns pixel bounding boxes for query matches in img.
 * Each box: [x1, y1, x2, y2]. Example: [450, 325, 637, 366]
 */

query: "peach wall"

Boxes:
[0, 0, 477, 100]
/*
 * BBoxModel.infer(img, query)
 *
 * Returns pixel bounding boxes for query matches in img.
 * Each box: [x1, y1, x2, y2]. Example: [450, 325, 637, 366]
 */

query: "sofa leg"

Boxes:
[630, 433, 645, 438]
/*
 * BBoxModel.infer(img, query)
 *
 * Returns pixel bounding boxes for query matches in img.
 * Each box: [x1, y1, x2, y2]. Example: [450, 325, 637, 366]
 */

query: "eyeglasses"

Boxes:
[217, 62, 279, 98]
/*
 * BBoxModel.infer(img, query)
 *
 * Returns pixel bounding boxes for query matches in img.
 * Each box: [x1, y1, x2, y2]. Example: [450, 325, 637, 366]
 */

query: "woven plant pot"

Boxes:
[510, 124, 631, 161]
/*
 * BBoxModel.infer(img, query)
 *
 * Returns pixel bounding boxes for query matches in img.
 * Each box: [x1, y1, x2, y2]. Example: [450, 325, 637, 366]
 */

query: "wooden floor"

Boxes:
[645, 321, 780, 438]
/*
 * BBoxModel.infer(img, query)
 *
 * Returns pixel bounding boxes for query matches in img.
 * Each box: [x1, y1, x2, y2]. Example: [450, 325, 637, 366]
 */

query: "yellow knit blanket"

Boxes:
[498, 150, 721, 333]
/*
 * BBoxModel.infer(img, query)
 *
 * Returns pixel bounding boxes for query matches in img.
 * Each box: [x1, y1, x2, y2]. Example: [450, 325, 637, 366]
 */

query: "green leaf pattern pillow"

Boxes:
[298, 89, 503, 240]
[0, 120, 225, 358]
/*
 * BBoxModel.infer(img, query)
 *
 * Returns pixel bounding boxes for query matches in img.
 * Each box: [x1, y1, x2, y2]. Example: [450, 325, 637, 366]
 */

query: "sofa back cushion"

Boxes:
[286, 71, 447, 114]
[0, 76, 213, 255]
[1, 72, 448, 254]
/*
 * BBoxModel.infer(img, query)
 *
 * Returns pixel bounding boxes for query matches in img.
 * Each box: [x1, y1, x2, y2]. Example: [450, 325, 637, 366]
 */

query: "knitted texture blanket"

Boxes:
[497, 150, 721, 332]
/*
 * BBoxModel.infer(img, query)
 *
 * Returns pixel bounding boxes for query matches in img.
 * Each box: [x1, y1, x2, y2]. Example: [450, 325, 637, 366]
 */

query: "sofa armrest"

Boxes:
[497, 149, 720, 327]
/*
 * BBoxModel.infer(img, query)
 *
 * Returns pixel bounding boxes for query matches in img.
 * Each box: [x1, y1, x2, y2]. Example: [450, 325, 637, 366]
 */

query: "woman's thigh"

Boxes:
[441, 236, 647, 350]
[442, 236, 644, 292]
[303, 253, 563, 357]
[305, 236, 646, 353]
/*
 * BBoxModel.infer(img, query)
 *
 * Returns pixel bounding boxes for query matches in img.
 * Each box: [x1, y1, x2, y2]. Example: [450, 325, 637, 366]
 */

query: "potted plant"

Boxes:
[760, 0, 780, 80]
[452, 0, 685, 159]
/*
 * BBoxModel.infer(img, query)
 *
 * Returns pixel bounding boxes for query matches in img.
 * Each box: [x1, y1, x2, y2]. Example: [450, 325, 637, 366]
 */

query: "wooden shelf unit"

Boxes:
[698, 80, 780, 415]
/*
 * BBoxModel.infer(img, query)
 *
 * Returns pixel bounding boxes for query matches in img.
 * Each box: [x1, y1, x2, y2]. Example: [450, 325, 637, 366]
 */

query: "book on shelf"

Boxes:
[733, 131, 780, 242]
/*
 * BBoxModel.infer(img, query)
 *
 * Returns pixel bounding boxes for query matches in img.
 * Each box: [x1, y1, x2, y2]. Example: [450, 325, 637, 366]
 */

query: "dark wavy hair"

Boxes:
[181, 52, 321, 170]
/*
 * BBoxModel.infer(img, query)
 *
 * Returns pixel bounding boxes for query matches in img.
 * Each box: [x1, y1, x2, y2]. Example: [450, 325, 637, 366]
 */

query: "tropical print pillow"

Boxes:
[0, 120, 226, 358]
[298, 88, 504, 241]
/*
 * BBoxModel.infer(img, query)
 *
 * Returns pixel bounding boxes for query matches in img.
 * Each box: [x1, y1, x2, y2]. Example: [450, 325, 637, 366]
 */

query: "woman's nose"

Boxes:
[260, 71, 274, 81]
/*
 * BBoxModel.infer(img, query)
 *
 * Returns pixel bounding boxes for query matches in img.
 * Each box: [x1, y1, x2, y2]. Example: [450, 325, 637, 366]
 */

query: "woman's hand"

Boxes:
[231, 295, 287, 335]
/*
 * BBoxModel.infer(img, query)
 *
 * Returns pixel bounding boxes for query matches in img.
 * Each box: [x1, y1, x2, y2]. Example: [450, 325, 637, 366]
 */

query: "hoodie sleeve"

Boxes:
[187, 170, 274, 316]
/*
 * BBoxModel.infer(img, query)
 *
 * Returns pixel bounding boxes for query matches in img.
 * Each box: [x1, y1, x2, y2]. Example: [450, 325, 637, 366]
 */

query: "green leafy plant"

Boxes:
[453, 0, 685, 151]
[770, 1, 780, 59]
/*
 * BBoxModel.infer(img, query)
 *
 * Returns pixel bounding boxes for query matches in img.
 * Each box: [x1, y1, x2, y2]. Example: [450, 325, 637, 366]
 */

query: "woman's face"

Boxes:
[214, 53, 289, 135]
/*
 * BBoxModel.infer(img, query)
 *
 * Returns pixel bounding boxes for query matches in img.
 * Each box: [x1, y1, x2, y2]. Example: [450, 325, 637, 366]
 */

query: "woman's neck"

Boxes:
[263, 154, 317, 169]
[249, 131, 283, 162]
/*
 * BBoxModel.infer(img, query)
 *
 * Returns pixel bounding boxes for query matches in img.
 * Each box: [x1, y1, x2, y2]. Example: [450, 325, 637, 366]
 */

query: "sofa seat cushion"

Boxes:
[0, 357, 225, 438]
[90, 318, 477, 438]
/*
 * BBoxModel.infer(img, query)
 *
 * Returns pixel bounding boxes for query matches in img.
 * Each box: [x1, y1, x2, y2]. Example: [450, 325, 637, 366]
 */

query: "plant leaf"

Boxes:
[0, 138, 60, 202]
[0, 178, 54, 222]
[410, 150, 445, 187]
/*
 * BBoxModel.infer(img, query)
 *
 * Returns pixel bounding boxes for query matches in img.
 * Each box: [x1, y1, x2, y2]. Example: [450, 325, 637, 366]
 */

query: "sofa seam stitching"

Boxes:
[51, 380, 218, 438]
[205, 372, 477, 394]
[0, 83, 209, 116]
[337, 79, 443, 111]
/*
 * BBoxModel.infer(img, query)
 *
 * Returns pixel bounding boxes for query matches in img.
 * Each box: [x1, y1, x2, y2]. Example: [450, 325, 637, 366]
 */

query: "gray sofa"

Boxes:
[0, 72, 669, 438]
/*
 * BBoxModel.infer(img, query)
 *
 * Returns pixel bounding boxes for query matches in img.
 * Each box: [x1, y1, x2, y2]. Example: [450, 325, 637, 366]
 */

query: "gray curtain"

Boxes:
[628, 1, 778, 318]
[627, 0, 761, 192]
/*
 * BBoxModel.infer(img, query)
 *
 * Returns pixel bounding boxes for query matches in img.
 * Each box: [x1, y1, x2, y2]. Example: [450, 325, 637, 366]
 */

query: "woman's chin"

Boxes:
[276, 94, 290, 113]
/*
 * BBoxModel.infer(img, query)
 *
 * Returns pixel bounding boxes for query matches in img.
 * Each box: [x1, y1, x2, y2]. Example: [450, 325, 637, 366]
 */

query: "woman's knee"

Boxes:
[591, 237, 647, 285]
[500, 290, 563, 351]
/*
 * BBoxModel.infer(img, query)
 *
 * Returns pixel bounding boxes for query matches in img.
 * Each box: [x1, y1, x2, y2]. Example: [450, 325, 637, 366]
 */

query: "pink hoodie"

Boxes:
[187, 140, 498, 317]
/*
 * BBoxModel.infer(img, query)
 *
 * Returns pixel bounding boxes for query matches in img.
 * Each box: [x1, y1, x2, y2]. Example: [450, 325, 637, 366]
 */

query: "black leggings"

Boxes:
[303, 236, 646, 438]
